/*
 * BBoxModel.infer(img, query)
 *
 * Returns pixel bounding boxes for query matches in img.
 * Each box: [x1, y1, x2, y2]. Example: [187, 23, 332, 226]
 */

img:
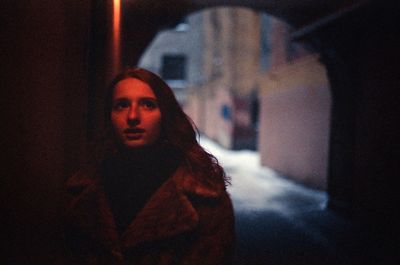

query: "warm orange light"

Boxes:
[112, 0, 121, 74]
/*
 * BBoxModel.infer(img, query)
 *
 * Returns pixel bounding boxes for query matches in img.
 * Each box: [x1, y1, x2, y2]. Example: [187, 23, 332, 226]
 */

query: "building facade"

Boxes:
[139, 7, 331, 189]
[257, 17, 331, 189]
[185, 7, 261, 150]
[138, 13, 204, 106]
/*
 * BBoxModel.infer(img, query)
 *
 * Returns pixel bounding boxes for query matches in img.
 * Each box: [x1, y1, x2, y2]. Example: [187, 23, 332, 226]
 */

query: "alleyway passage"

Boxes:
[199, 136, 394, 265]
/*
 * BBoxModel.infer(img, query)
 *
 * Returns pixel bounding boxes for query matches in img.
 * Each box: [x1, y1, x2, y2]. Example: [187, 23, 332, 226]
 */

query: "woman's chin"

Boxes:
[118, 139, 159, 152]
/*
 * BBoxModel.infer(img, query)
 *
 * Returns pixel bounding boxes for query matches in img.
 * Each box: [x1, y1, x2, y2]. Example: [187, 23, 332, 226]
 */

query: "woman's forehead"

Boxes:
[113, 78, 156, 99]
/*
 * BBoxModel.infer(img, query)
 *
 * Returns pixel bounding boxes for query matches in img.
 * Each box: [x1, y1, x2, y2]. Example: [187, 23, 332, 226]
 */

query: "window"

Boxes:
[161, 55, 186, 80]
[175, 17, 189, 32]
[260, 14, 271, 71]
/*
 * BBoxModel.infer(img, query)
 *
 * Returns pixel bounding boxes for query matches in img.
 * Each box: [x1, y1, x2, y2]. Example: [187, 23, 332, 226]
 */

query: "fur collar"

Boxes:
[65, 164, 224, 252]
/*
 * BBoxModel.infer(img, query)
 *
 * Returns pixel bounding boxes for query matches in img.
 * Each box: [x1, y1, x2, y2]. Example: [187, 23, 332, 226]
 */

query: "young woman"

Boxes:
[64, 68, 235, 264]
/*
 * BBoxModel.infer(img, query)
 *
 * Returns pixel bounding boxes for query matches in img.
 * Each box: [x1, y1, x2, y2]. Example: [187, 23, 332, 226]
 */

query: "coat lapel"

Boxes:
[121, 165, 224, 249]
[66, 167, 120, 252]
[121, 167, 200, 248]
[67, 165, 224, 252]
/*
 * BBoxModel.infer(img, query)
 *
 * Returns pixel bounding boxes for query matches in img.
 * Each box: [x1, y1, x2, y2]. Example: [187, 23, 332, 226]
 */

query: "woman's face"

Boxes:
[111, 78, 162, 149]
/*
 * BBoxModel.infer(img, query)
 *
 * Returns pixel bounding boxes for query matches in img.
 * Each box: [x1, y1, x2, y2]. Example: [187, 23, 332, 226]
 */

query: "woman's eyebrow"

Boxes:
[113, 97, 129, 102]
[113, 96, 158, 102]
[139, 96, 158, 101]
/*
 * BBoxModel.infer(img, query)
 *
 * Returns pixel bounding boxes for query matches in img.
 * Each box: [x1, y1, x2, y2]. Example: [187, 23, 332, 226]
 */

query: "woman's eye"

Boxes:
[113, 100, 130, 110]
[140, 99, 158, 110]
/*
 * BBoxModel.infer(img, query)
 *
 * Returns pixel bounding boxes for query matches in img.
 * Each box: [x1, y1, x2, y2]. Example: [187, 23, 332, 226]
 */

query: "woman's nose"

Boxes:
[127, 106, 140, 124]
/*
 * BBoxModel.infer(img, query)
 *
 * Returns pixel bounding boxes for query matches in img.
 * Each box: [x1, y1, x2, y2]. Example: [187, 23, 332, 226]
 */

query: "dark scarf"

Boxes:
[101, 145, 181, 235]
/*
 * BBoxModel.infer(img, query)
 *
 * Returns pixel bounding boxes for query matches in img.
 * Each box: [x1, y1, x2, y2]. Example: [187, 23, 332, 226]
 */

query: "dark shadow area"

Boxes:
[203, 137, 397, 265]
[234, 208, 398, 265]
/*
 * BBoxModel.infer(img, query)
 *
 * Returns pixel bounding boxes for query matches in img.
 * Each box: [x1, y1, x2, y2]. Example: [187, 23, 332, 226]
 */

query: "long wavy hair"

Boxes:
[102, 67, 228, 187]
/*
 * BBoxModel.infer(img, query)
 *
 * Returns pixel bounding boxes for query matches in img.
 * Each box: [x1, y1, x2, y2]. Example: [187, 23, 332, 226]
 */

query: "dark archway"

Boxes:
[116, 2, 400, 254]
[118, 0, 399, 220]
[120, 0, 366, 65]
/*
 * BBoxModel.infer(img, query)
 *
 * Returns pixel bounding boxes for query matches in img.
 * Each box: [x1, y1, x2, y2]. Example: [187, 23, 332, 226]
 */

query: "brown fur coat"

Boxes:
[64, 164, 235, 264]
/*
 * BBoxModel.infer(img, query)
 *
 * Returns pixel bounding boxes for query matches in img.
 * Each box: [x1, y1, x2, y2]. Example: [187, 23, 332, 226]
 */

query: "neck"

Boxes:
[115, 144, 161, 167]
[103, 141, 182, 178]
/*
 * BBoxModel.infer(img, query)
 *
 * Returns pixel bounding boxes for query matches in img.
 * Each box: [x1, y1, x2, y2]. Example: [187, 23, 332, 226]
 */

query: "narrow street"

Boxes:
[199, 136, 391, 265]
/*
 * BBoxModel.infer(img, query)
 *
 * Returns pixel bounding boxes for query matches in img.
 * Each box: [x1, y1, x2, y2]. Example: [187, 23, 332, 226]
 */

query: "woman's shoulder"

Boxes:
[171, 165, 234, 228]
[172, 165, 228, 200]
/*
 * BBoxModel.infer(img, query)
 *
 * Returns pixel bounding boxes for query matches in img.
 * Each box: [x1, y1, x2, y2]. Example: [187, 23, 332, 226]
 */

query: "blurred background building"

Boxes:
[138, 7, 330, 189]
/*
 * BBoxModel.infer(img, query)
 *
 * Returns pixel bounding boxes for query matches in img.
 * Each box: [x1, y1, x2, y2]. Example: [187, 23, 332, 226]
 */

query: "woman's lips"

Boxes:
[124, 128, 145, 139]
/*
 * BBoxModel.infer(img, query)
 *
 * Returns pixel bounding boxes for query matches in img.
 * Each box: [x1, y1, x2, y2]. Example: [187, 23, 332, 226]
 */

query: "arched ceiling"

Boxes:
[125, 0, 369, 28]
[121, 0, 369, 64]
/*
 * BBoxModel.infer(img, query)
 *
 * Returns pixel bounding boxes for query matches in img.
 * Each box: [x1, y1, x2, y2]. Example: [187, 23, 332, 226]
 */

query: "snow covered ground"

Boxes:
[198, 136, 327, 214]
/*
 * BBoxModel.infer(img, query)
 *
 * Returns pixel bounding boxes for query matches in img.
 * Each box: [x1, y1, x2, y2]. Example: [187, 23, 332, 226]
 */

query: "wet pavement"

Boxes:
[200, 137, 397, 265]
